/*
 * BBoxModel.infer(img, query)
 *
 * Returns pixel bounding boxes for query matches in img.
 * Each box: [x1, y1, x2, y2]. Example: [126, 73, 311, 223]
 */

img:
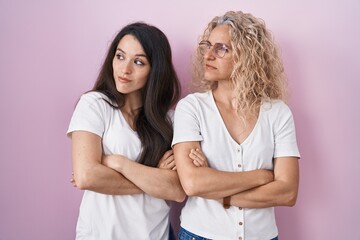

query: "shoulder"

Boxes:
[177, 91, 211, 108]
[261, 100, 295, 128]
[262, 99, 292, 115]
[73, 92, 116, 118]
[78, 91, 114, 109]
[79, 91, 109, 104]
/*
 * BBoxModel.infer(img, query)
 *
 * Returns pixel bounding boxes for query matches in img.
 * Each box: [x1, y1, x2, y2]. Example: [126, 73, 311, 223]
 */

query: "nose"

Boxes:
[121, 60, 132, 75]
[203, 46, 215, 60]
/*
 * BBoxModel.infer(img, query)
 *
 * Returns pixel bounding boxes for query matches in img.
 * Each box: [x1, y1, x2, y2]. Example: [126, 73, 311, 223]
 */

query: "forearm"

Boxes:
[74, 163, 142, 195]
[180, 167, 272, 199]
[71, 131, 143, 195]
[226, 157, 300, 208]
[228, 179, 298, 208]
[174, 142, 272, 199]
[106, 156, 186, 202]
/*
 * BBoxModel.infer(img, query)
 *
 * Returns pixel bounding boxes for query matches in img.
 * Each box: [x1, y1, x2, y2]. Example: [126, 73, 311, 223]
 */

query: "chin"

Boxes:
[204, 76, 218, 82]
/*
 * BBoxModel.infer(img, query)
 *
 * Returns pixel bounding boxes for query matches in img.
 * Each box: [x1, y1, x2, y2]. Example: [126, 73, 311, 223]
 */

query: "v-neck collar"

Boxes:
[209, 90, 262, 146]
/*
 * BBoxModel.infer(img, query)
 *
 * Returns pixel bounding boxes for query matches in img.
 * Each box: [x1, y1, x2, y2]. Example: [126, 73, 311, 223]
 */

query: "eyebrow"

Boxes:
[200, 40, 230, 47]
[116, 48, 147, 58]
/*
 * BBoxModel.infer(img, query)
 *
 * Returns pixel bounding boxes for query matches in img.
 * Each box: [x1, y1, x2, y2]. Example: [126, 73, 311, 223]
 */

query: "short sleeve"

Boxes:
[66, 92, 106, 138]
[167, 109, 175, 125]
[273, 102, 301, 158]
[172, 95, 203, 147]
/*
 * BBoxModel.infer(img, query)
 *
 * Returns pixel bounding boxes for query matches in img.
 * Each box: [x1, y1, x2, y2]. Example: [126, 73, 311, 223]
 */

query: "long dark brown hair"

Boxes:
[92, 22, 180, 167]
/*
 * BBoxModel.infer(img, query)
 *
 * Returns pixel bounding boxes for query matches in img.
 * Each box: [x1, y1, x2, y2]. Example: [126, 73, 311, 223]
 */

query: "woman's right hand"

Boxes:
[102, 154, 130, 173]
[189, 148, 209, 167]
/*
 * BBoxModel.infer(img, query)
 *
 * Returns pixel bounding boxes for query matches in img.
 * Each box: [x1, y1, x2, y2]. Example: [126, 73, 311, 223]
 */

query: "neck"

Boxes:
[121, 92, 143, 116]
[213, 81, 236, 108]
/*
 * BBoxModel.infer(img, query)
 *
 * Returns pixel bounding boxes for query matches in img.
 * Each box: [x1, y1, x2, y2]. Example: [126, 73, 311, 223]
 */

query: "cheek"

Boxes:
[140, 69, 150, 83]
[112, 60, 117, 74]
[221, 62, 233, 76]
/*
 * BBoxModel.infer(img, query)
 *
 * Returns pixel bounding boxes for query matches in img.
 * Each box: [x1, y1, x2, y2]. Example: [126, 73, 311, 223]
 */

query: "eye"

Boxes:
[198, 42, 211, 55]
[214, 43, 229, 57]
[214, 44, 228, 52]
[134, 59, 145, 65]
[115, 53, 125, 60]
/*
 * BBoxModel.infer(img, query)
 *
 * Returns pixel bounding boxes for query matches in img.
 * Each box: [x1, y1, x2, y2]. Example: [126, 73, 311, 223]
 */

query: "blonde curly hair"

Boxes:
[192, 11, 287, 117]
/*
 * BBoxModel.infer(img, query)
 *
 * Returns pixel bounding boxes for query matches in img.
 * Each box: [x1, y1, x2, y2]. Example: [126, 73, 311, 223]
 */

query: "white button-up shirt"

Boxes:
[172, 91, 300, 240]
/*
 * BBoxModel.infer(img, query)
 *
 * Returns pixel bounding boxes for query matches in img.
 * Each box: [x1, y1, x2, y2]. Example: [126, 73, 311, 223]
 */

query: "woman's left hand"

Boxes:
[158, 150, 176, 170]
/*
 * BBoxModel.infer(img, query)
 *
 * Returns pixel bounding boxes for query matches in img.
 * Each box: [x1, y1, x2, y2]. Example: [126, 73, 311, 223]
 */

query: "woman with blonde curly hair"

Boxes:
[172, 11, 300, 240]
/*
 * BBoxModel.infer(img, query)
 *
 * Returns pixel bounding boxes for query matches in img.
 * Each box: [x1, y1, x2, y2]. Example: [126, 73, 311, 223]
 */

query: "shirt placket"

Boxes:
[235, 145, 245, 240]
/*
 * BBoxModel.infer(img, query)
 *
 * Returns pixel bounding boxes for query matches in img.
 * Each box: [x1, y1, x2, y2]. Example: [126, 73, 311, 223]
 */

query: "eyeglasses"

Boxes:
[198, 40, 230, 58]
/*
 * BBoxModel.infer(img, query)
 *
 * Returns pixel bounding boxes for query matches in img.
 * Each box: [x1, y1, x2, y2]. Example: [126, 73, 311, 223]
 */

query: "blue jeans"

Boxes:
[178, 227, 210, 240]
[178, 227, 279, 240]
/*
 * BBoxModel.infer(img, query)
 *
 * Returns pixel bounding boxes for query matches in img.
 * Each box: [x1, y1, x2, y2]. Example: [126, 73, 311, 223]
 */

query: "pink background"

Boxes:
[1, 1, 359, 239]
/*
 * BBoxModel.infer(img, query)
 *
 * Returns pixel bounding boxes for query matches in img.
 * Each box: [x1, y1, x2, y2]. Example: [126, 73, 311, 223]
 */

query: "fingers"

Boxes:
[192, 159, 203, 167]
[70, 178, 77, 187]
[191, 148, 206, 161]
[166, 159, 176, 170]
[158, 153, 176, 169]
[70, 171, 77, 187]
[189, 148, 208, 167]
[162, 150, 173, 160]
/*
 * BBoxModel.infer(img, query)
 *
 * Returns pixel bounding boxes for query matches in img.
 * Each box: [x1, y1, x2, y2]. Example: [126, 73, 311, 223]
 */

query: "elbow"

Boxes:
[170, 180, 188, 202]
[76, 182, 89, 190]
[286, 192, 298, 207]
[74, 171, 94, 190]
[75, 178, 90, 190]
[182, 178, 202, 197]
[173, 191, 187, 203]
[280, 190, 298, 207]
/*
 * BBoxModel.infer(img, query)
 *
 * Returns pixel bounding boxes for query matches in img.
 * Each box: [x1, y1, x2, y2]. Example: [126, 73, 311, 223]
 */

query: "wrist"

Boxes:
[114, 155, 128, 173]
[223, 196, 231, 209]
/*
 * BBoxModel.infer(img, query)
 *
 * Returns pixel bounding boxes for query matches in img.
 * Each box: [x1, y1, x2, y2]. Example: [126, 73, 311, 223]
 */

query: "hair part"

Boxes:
[93, 22, 181, 167]
[192, 11, 287, 118]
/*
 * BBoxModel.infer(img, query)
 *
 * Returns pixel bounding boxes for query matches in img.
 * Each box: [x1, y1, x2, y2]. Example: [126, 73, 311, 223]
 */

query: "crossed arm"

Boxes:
[71, 131, 186, 202]
[224, 156, 299, 208]
[174, 141, 299, 208]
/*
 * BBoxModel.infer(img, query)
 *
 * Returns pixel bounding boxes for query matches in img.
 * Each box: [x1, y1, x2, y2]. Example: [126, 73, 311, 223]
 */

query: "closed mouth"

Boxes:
[205, 64, 216, 69]
[118, 76, 131, 82]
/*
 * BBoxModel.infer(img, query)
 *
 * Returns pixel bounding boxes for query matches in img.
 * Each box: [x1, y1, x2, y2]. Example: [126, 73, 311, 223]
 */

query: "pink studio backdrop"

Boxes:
[1, 1, 359, 239]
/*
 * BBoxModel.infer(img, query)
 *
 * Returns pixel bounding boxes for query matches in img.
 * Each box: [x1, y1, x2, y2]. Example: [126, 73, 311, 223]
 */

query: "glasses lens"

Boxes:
[214, 43, 227, 58]
[198, 42, 210, 55]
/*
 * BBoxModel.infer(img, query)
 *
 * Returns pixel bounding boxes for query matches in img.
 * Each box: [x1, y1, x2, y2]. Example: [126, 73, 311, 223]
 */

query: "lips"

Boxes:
[118, 76, 131, 83]
[205, 64, 217, 70]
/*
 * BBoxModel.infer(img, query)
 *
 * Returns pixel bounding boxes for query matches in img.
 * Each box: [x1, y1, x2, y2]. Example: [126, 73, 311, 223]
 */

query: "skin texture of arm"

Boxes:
[102, 151, 186, 202]
[173, 141, 273, 199]
[189, 149, 299, 208]
[225, 157, 299, 208]
[71, 131, 143, 195]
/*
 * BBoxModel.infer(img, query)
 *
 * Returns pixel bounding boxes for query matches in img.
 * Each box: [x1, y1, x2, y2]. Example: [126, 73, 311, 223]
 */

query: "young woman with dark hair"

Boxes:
[67, 22, 185, 240]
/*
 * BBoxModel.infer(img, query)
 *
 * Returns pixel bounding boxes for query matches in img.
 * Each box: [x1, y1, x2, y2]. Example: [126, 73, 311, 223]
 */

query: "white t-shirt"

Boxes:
[67, 91, 170, 240]
[172, 91, 300, 240]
